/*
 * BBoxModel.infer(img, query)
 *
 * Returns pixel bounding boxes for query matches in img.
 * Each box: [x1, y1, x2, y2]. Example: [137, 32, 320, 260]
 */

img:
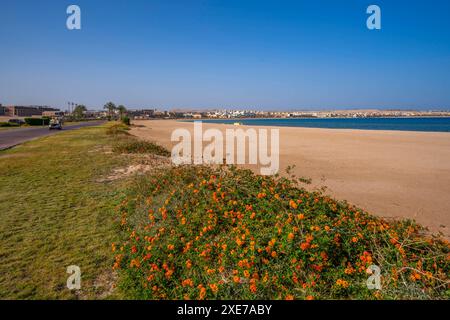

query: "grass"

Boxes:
[0, 123, 22, 131]
[0, 123, 130, 299]
[0, 126, 22, 131]
[114, 165, 450, 300]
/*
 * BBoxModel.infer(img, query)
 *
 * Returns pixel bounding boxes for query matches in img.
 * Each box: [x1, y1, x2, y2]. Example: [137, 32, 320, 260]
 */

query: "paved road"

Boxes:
[0, 121, 105, 150]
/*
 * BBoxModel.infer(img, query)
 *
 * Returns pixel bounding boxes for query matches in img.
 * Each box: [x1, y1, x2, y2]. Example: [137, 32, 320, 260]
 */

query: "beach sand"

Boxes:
[130, 119, 450, 237]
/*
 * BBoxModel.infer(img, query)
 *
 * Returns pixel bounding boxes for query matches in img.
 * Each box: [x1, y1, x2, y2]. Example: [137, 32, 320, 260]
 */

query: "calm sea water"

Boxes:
[199, 117, 450, 132]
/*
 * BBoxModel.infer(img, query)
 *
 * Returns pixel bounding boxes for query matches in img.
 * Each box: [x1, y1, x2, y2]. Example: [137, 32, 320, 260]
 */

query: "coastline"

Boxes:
[184, 116, 450, 133]
[131, 119, 450, 237]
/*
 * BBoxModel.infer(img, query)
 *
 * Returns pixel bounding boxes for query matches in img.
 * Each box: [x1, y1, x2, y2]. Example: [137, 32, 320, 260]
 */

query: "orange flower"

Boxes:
[182, 279, 194, 287]
[198, 286, 207, 300]
[186, 260, 192, 269]
[360, 251, 373, 264]
[130, 259, 140, 268]
[165, 269, 174, 279]
[305, 295, 314, 300]
[336, 279, 349, 288]
[233, 276, 240, 284]
[300, 242, 310, 251]
[351, 237, 358, 243]
[297, 214, 305, 220]
[271, 251, 277, 258]
[167, 244, 174, 250]
[288, 233, 295, 241]
[289, 200, 298, 209]
[285, 295, 294, 300]
[410, 272, 421, 281]
[344, 266, 356, 275]
[209, 283, 219, 293]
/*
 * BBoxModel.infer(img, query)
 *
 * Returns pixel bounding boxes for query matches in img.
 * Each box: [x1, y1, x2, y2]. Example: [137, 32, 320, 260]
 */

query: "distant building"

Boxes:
[82, 110, 105, 118]
[5, 105, 60, 117]
[42, 110, 65, 117]
[182, 112, 203, 119]
[128, 109, 155, 119]
[0, 104, 5, 116]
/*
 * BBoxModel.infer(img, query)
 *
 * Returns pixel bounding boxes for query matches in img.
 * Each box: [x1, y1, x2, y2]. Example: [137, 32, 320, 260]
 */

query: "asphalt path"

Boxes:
[0, 121, 105, 150]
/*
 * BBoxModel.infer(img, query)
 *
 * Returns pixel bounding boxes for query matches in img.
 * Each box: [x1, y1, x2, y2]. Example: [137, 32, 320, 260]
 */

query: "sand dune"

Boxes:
[131, 119, 450, 237]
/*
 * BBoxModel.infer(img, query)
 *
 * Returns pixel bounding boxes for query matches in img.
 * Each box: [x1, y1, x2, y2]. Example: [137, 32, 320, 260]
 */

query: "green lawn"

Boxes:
[0, 126, 22, 131]
[0, 124, 128, 299]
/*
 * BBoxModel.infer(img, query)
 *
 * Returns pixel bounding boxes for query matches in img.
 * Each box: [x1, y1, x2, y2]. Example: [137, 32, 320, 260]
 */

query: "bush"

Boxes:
[0, 122, 19, 127]
[106, 123, 130, 135]
[122, 116, 131, 126]
[114, 166, 450, 300]
[24, 117, 49, 126]
[113, 138, 170, 157]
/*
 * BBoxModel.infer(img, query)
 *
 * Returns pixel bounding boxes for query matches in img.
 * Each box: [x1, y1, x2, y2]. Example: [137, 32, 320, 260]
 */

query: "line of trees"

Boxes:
[103, 102, 128, 123]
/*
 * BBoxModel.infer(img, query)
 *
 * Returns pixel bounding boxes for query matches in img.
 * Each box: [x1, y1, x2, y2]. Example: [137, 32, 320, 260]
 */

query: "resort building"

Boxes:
[42, 110, 65, 117]
[4, 106, 60, 117]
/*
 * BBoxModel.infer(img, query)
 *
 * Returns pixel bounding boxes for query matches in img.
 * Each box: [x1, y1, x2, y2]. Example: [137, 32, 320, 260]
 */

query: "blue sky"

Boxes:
[1, 0, 449, 110]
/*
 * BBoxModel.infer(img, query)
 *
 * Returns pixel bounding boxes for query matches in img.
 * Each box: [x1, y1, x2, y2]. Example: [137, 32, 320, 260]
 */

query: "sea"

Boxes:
[198, 117, 450, 133]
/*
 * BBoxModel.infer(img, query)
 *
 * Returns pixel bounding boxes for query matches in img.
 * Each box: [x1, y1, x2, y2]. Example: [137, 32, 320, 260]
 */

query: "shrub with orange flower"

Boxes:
[114, 165, 450, 300]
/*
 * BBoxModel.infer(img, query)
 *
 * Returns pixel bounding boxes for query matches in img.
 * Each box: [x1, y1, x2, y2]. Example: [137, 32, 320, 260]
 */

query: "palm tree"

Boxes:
[103, 102, 116, 119]
[73, 104, 87, 119]
[117, 105, 127, 119]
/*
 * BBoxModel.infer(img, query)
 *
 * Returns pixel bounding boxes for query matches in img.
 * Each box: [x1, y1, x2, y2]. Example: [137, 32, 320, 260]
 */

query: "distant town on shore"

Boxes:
[1, 103, 450, 120]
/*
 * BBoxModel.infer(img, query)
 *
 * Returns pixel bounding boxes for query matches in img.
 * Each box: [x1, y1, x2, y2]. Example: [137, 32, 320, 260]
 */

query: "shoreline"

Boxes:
[131, 119, 450, 237]
[179, 117, 450, 134]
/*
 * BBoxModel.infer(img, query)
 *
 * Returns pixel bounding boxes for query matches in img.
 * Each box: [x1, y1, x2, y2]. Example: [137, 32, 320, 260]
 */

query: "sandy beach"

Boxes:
[131, 119, 450, 237]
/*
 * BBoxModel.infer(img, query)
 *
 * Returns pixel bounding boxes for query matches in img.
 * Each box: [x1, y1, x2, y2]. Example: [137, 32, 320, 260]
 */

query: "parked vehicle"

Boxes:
[8, 118, 25, 125]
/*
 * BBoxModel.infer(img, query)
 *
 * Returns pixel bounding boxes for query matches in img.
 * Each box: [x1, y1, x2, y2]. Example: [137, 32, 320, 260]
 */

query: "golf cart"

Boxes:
[49, 117, 63, 130]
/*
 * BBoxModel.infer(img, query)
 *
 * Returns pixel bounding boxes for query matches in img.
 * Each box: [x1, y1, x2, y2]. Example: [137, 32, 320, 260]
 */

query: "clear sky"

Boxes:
[1, 0, 449, 110]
